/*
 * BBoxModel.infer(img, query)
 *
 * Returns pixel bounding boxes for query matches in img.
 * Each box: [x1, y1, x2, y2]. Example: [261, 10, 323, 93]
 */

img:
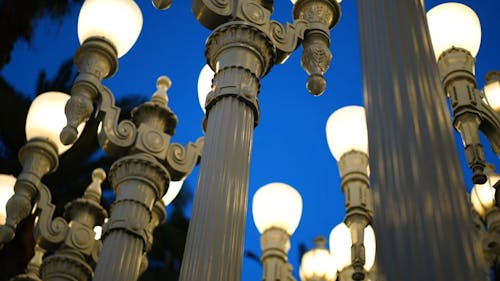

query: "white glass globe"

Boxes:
[161, 180, 184, 206]
[484, 81, 500, 112]
[427, 2, 481, 60]
[299, 241, 337, 281]
[26, 92, 83, 154]
[197, 64, 214, 113]
[0, 174, 16, 225]
[252, 182, 303, 235]
[471, 180, 497, 217]
[329, 222, 376, 271]
[326, 106, 368, 161]
[94, 225, 103, 240]
[93, 218, 108, 240]
[78, 0, 143, 58]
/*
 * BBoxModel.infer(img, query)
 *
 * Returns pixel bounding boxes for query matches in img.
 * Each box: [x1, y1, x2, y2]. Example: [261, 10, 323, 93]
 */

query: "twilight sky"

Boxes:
[2, 0, 500, 280]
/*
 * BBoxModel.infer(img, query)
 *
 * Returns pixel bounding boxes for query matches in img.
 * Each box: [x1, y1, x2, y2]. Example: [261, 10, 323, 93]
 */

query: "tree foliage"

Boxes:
[0, 0, 83, 69]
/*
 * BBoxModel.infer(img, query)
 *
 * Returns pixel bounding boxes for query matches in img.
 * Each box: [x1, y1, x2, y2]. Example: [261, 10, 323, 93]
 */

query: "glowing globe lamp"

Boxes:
[252, 182, 303, 235]
[326, 106, 368, 161]
[427, 2, 481, 60]
[329, 222, 376, 271]
[78, 0, 143, 58]
[26, 92, 82, 154]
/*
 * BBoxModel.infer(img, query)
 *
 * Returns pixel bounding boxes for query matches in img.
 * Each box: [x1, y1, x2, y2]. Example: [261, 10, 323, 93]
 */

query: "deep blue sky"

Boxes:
[2, 0, 500, 280]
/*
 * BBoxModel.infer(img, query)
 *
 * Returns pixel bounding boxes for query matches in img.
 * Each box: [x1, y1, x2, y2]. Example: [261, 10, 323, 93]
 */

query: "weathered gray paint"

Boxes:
[356, 0, 486, 279]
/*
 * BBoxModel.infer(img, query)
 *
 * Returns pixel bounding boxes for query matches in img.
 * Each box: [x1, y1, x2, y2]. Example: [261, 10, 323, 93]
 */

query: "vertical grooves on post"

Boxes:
[94, 231, 143, 280]
[180, 97, 254, 281]
[356, 0, 486, 280]
[94, 199, 150, 281]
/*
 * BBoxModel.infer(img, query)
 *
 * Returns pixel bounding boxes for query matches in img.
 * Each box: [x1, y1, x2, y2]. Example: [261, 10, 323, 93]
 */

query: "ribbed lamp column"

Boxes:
[356, 0, 486, 280]
[179, 17, 275, 279]
[180, 96, 254, 280]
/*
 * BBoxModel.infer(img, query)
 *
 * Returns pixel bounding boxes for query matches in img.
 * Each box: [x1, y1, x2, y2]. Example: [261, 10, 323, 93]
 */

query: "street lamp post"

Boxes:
[427, 2, 500, 185]
[357, 0, 486, 279]
[0, 92, 81, 248]
[252, 182, 303, 281]
[181, 0, 340, 280]
[326, 105, 375, 281]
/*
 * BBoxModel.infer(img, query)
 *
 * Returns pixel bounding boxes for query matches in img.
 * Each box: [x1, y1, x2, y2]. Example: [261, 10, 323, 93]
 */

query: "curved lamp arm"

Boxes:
[97, 85, 138, 156]
[33, 183, 69, 248]
[438, 47, 500, 184]
[165, 137, 205, 181]
[194, 0, 340, 99]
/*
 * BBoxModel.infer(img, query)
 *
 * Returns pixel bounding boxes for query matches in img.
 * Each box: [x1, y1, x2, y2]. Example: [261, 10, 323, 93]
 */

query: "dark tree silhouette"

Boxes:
[0, 0, 84, 69]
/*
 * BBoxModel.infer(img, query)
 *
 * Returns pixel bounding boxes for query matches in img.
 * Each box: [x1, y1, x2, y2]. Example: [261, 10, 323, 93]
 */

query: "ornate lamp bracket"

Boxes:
[33, 183, 69, 249]
[293, 0, 339, 95]
[165, 137, 205, 181]
[96, 85, 138, 156]
[196, 0, 340, 120]
[39, 169, 108, 281]
[0, 138, 59, 248]
[438, 47, 500, 184]
[61, 37, 118, 146]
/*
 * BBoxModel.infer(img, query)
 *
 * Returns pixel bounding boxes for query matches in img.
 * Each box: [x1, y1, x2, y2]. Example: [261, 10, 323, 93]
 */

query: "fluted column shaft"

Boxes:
[179, 20, 273, 281]
[93, 154, 169, 281]
[180, 96, 255, 280]
[356, 0, 485, 280]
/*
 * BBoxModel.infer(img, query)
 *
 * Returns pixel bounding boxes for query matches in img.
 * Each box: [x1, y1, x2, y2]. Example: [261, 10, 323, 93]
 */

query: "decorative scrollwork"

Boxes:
[34, 184, 68, 248]
[165, 137, 204, 181]
[192, 0, 232, 30]
[213, 0, 230, 8]
[268, 20, 308, 63]
[97, 86, 137, 156]
[241, 2, 268, 26]
[61, 93, 94, 145]
[300, 30, 332, 96]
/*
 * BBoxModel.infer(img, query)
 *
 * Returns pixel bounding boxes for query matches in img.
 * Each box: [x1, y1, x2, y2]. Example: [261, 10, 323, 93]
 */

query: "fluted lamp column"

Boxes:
[299, 236, 337, 281]
[0, 92, 81, 248]
[326, 105, 374, 281]
[253, 182, 303, 281]
[183, 0, 340, 278]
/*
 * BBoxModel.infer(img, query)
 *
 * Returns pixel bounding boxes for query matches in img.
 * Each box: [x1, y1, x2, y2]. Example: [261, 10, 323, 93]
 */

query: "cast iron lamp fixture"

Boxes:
[427, 2, 500, 185]
[1, 0, 203, 280]
[329, 222, 375, 281]
[60, 1, 204, 278]
[325, 105, 375, 281]
[0, 92, 83, 247]
[181, 0, 340, 279]
[252, 182, 303, 281]
[299, 236, 337, 281]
